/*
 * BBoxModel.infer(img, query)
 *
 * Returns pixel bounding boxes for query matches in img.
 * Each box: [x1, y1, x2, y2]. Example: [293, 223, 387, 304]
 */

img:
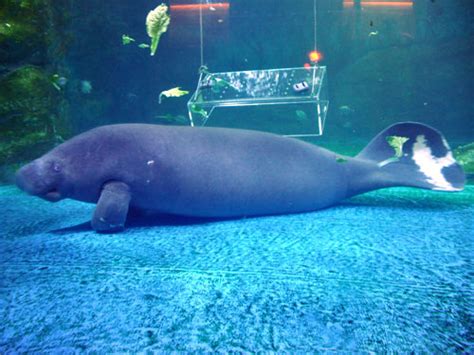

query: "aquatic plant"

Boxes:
[0, 21, 36, 44]
[0, 0, 53, 64]
[454, 143, 474, 176]
[378, 135, 409, 167]
[146, 3, 170, 56]
[0, 66, 69, 166]
[0, 66, 54, 111]
[0, 131, 49, 163]
[0, 0, 72, 181]
[387, 135, 409, 158]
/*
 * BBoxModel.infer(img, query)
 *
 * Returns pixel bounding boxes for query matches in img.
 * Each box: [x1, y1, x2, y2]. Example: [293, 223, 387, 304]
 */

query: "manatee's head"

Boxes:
[16, 151, 67, 202]
[15, 126, 134, 203]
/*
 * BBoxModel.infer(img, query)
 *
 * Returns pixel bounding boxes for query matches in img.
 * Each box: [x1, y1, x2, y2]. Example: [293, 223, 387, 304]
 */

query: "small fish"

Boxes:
[203, 75, 234, 93]
[57, 77, 68, 86]
[159, 87, 189, 104]
[295, 110, 308, 121]
[51, 74, 68, 91]
[190, 104, 208, 117]
[122, 34, 136, 45]
[126, 92, 138, 101]
[138, 43, 150, 49]
[80, 80, 93, 94]
[338, 105, 354, 116]
[400, 32, 414, 40]
[368, 31, 379, 37]
[156, 114, 172, 121]
[155, 114, 188, 124]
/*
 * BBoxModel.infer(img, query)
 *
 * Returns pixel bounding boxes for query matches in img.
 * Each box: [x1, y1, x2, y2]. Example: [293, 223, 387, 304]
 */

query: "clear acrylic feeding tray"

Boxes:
[187, 66, 329, 137]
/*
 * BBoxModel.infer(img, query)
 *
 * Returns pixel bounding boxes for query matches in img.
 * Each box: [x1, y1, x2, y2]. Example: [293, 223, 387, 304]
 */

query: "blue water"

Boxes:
[1, 185, 472, 352]
[2, 0, 473, 351]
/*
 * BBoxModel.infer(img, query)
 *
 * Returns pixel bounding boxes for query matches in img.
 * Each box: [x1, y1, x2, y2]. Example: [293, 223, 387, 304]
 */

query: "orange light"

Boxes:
[343, 1, 412, 7]
[170, 3, 230, 11]
[308, 50, 322, 62]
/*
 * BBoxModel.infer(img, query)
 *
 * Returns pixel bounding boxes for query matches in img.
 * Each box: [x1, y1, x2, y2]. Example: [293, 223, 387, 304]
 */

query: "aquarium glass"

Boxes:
[0, 0, 473, 352]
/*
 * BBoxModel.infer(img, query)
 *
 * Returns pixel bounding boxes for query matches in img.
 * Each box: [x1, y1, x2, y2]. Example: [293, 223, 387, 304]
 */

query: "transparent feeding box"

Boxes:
[187, 66, 329, 137]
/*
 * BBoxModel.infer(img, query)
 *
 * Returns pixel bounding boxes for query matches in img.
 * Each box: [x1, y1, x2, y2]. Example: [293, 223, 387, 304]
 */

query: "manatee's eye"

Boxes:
[52, 162, 62, 173]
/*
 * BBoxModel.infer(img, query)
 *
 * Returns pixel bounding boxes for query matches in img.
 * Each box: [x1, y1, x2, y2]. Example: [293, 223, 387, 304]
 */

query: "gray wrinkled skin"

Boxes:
[15, 123, 464, 232]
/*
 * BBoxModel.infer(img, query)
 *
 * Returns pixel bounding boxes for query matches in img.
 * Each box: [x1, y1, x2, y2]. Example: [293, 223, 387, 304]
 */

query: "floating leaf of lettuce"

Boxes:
[386, 135, 409, 158]
[159, 87, 189, 104]
[378, 135, 410, 167]
[146, 3, 170, 56]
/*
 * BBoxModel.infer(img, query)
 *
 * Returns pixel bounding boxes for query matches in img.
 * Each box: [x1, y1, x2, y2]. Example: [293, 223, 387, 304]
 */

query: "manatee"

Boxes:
[15, 122, 465, 232]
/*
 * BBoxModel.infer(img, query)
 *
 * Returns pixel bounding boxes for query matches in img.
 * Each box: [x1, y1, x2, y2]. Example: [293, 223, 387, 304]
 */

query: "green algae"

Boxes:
[0, 66, 68, 166]
[0, 1, 72, 179]
[0, 0, 49, 62]
[454, 143, 474, 174]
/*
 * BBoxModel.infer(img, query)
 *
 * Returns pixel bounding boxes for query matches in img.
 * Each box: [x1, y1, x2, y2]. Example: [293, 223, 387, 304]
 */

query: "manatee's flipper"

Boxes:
[92, 181, 131, 232]
[356, 122, 465, 191]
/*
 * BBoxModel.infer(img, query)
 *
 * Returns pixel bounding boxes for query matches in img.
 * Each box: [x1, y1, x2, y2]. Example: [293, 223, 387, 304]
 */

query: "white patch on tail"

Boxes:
[412, 135, 461, 191]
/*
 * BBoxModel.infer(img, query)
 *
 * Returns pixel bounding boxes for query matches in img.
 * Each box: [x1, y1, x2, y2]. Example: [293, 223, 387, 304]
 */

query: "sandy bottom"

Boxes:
[1, 185, 473, 352]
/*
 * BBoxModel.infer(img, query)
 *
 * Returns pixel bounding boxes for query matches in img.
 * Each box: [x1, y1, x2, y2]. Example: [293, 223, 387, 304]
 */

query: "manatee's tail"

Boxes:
[356, 122, 465, 192]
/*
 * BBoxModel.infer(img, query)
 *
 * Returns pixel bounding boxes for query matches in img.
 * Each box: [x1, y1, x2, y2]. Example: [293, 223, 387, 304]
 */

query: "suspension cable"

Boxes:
[313, 0, 318, 51]
[199, 0, 204, 68]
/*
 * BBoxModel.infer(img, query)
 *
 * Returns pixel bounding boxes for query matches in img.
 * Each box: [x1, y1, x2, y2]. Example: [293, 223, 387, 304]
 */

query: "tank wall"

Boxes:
[1, 0, 473, 178]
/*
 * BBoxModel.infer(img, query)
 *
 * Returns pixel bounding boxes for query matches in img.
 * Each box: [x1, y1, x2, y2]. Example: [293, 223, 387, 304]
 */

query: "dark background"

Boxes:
[1, 0, 473, 176]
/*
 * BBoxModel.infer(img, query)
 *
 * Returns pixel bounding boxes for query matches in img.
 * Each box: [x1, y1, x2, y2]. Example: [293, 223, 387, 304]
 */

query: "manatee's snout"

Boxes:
[16, 161, 40, 194]
[16, 159, 64, 202]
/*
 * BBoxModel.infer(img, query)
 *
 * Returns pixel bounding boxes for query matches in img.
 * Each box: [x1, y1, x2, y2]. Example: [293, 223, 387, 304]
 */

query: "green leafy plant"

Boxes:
[378, 135, 410, 167]
[146, 3, 170, 56]
[158, 87, 189, 104]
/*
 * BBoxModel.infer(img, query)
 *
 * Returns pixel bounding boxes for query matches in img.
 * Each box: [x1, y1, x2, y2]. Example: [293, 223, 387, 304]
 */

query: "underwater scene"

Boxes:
[1, 0, 473, 352]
